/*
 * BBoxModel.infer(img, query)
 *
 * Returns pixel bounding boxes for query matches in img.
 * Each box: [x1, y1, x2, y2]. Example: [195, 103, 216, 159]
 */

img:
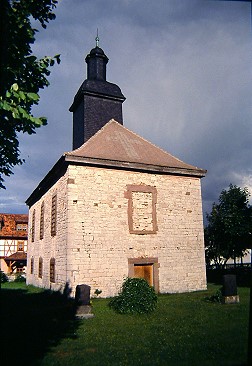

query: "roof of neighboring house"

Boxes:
[26, 120, 206, 207]
[5, 251, 27, 261]
[0, 214, 28, 239]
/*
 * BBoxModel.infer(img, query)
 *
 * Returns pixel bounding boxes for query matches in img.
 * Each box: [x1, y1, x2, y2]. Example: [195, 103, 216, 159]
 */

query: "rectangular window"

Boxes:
[125, 185, 158, 234]
[30, 257, 34, 274]
[16, 223, 28, 231]
[50, 258, 55, 283]
[31, 209, 35, 242]
[40, 201, 45, 240]
[38, 257, 43, 278]
[17, 241, 24, 251]
[51, 194, 57, 237]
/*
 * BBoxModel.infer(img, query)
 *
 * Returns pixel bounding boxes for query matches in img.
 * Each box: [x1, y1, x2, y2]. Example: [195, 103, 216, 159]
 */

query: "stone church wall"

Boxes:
[26, 173, 68, 292]
[26, 164, 206, 297]
[65, 165, 206, 297]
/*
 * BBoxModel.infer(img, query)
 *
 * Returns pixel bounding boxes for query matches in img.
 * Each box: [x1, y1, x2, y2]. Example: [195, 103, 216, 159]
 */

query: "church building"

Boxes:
[26, 39, 207, 297]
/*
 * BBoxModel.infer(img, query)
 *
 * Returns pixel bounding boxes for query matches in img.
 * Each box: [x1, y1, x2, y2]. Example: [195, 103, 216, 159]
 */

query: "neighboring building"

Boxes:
[226, 250, 251, 267]
[26, 40, 207, 297]
[0, 213, 28, 274]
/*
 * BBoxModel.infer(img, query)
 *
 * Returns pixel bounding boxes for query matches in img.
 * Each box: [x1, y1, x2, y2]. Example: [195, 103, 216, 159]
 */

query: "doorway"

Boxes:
[134, 264, 153, 287]
[128, 257, 159, 292]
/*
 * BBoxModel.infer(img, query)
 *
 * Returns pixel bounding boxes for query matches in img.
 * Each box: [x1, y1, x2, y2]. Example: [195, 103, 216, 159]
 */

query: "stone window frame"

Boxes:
[50, 258, 56, 283]
[40, 201, 45, 240]
[128, 257, 159, 293]
[31, 209, 35, 242]
[38, 257, 43, 278]
[51, 193, 57, 237]
[125, 185, 158, 234]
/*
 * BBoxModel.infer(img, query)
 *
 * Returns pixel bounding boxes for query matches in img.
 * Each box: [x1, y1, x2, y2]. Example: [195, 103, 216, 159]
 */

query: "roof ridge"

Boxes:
[113, 121, 199, 170]
[64, 119, 117, 156]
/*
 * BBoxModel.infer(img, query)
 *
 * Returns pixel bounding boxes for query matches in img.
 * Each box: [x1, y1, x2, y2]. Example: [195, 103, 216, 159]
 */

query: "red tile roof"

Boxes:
[0, 214, 28, 239]
[5, 251, 27, 261]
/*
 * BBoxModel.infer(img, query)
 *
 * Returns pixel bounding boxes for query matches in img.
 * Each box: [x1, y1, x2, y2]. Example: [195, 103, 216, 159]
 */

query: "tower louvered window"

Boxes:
[51, 194, 57, 236]
[40, 201, 45, 240]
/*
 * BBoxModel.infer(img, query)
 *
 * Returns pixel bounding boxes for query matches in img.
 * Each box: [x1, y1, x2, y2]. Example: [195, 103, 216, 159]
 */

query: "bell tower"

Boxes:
[69, 36, 126, 149]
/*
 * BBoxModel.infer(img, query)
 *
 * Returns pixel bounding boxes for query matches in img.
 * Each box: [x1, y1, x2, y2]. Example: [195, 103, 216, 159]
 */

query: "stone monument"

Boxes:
[75, 284, 94, 318]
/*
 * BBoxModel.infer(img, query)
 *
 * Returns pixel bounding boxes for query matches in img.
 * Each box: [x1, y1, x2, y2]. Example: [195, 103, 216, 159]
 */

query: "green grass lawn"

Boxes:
[1, 282, 250, 366]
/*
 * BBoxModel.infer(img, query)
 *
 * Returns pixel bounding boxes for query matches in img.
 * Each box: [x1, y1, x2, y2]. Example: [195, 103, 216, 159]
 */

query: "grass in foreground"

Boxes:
[1, 282, 249, 366]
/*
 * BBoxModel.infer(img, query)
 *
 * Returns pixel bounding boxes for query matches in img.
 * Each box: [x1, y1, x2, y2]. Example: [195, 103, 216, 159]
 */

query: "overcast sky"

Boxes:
[0, 0, 251, 220]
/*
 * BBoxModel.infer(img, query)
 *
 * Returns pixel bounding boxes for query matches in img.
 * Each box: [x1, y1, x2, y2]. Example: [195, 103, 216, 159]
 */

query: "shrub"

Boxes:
[109, 277, 158, 314]
[14, 273, 26, 283]
[205, 288, 223, 303]
[0, 270, 9, 283]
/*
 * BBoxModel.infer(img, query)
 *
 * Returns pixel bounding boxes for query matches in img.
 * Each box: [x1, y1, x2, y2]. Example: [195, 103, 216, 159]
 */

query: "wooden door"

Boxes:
[134, 264, 153, 286]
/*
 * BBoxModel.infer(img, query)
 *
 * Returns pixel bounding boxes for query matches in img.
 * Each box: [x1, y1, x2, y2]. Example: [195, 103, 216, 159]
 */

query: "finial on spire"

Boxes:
[95, 28, 99, 47]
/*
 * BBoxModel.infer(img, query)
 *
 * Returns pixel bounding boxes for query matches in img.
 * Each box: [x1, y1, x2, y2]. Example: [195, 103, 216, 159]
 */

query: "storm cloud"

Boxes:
[0, 0, 251, 218]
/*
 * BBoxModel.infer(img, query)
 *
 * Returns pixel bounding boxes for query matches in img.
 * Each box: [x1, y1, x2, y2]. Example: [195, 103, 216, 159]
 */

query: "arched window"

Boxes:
[31, 209, 35, 242]
[50, 258, 55, 283]
[51, 194, 57, 236]
[40, 201, 45, 240]
[38, 257, 43, 278]
[30, 257, 34, 274]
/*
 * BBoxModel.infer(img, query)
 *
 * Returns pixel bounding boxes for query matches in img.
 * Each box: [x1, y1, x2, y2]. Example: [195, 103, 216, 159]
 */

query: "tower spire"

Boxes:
[95, 28, 99, 47]
[70, 39, 126, 149]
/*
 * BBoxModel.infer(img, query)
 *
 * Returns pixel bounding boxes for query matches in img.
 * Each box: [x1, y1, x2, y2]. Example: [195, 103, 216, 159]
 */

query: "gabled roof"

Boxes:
[65, 120, 206, 176]
[5, 251, 27, 261]
[26, 120, 206, 207]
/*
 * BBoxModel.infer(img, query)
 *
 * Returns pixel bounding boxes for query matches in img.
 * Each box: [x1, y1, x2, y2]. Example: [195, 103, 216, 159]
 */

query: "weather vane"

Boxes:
[95, 28, 99, 47]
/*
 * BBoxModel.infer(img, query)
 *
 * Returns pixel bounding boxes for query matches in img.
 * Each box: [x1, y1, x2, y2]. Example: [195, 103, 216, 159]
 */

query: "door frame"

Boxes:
[128, 257, 159, 293]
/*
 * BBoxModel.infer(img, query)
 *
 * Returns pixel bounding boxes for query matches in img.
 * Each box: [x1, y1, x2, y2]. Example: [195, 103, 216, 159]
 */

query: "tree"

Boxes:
[0, 0, 60, 189]
[205, 184, 252, 269]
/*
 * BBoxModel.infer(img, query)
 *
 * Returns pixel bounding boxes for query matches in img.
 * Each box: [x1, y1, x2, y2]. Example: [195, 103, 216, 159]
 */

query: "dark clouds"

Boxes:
[0, 0, 251, 217]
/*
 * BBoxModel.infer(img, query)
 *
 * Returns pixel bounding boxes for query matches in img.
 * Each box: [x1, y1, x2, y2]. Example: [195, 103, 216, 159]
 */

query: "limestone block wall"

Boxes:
[65, 165, 206, 298]
[26, 172, 68, 292]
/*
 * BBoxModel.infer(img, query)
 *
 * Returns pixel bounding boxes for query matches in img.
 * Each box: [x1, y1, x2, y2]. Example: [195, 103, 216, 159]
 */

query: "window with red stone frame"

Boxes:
[125, 185, 158, 234]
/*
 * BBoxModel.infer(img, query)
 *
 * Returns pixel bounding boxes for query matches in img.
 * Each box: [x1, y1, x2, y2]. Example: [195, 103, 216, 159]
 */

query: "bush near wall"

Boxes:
[109, 277, 158, 314]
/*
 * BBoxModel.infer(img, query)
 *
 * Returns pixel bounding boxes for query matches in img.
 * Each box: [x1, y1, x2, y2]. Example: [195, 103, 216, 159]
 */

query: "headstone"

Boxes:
[222, 275, 239, 304]
[75, 284, 91, 305]
[75, 284, 94, 318]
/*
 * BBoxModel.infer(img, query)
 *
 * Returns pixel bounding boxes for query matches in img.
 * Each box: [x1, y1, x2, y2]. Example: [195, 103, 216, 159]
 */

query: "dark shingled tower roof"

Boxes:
[69, 37, 126, 149]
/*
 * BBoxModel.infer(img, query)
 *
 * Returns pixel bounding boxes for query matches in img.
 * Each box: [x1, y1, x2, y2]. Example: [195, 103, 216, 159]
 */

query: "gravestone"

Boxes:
[75, 284, 91, 305]
[222, 275, 239, 304]
[75, 284, 94, 318]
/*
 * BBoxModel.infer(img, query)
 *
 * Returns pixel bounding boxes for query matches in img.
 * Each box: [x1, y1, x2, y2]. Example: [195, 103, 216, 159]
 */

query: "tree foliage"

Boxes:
[205, 184, 252, 268]
[0, 0, 60, 189]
